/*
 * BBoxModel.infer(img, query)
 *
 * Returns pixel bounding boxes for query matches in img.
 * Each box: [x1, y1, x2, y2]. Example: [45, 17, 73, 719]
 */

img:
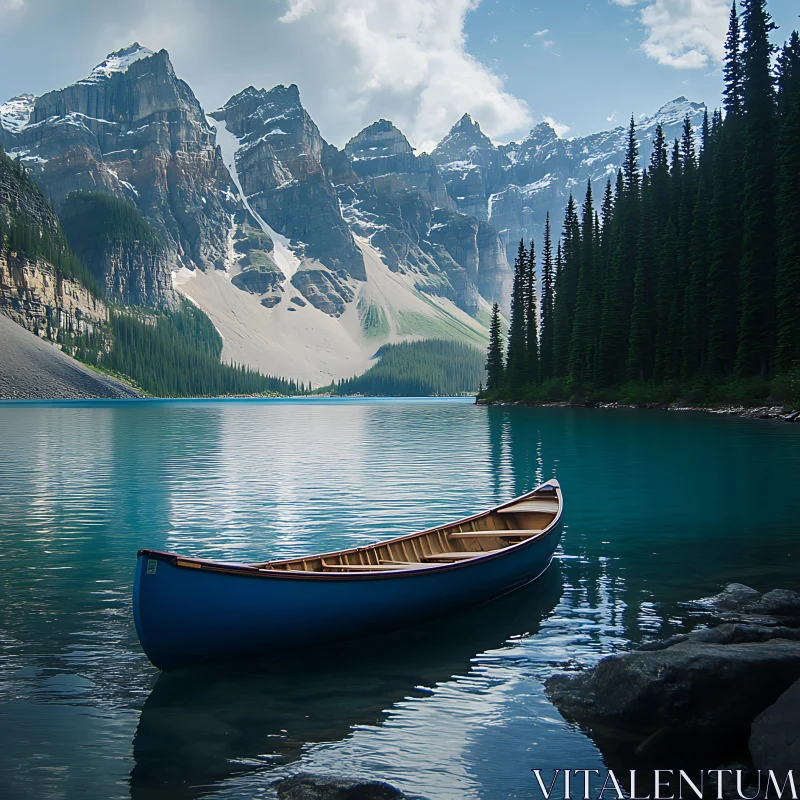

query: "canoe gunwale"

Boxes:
[136, 479, 562, 582]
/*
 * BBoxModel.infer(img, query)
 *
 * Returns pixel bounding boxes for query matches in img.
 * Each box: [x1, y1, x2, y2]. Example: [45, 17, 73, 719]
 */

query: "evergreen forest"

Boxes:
[332, 340, 486, 396]
[482, 0, 800, 408]
[71, 304, 304, 398]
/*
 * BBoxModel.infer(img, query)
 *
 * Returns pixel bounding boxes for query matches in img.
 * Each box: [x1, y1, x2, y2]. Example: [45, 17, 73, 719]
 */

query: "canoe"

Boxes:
[133, 478, 563, 671]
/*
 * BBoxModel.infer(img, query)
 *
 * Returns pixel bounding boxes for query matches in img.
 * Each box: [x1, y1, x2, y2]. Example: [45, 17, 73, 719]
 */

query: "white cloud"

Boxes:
[612, 0, 730, 69]
[543, 115, 570, 138]
[276, 0, 532, 151]
[0, 0, 24, 14]
[534, 29, 549, 35]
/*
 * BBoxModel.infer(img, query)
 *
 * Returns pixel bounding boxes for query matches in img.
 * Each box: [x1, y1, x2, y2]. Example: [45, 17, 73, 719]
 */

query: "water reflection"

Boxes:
[130, 571, 563, 799]
[1, 400, 798, 800]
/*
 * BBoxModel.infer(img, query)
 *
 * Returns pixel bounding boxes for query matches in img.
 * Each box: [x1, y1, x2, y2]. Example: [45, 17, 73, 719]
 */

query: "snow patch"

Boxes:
[172, 266, 197, 289]
[209, 115, 301, 283]
[82, 44, 155, 83]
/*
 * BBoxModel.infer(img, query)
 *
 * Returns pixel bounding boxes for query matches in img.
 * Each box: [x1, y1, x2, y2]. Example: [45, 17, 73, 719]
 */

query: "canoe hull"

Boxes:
[133, 519, 563, 671]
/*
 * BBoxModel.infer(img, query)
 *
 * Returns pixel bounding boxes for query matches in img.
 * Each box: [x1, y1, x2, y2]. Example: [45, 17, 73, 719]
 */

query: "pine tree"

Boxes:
[735, 0, 777, 376]
[775, 31, 800, 373]
[539, 213, 555, 381]
[723, 1, 745, 117]
[569, 181, 595, 384]
[552, 197, 580, 377]
[505, 239, 528, 388]
[525, 239, 539, 383]
[486, 302, 505, 391]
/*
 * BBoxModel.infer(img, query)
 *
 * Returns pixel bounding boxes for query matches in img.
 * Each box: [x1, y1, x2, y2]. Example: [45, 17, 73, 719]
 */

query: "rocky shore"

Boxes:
[546, 584, 800, 794]
[477, 397, 800, 422]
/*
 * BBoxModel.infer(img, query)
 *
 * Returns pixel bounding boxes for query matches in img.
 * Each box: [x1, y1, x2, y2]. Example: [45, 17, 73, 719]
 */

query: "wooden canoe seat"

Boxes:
[423, 551, 496, 562]
[498, 501, 559, 514]
[320, 560, 441, 571]
[447, 530, 543, 539]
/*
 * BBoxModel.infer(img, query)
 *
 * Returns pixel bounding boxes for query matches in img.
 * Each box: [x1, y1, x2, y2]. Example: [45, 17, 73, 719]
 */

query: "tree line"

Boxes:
[72, 303, 306, 397]
[333, 339, 486, 396]
[484, 0, 799, 406]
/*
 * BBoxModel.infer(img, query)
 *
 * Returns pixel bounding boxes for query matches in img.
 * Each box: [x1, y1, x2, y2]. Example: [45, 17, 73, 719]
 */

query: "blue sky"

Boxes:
[465, 0, 799, 137]
[0, 0, 798, 149]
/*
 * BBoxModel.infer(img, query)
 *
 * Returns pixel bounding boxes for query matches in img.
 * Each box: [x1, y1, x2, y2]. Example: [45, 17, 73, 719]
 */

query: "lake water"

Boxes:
[0, 398, 798, 800]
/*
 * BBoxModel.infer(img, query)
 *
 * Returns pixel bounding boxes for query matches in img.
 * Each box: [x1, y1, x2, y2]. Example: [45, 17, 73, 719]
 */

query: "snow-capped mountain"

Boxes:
[431, 97, 707, 262]
[0, 43, 239, 305]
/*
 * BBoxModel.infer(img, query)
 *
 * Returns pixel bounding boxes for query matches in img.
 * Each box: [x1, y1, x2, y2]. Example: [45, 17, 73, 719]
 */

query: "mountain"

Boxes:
[431, 97, 707, 262]
[0, 41, 707, 390]
[336, 118, 513, 316]
[0, 43, 240, 306]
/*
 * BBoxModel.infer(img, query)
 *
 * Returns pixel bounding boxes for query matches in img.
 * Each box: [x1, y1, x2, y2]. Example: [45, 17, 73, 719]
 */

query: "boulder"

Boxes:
[546, 640, 800, 767]
[750, 678, 800, 779]
[274, 774, 408, 799]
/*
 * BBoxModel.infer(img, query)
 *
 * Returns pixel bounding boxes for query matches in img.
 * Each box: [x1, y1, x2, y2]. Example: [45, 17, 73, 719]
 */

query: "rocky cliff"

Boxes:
[0, 44, 241, 304]
[431, 97, 707, 263]
[0, 149, 107, 341]
[0, 251, 107, 341]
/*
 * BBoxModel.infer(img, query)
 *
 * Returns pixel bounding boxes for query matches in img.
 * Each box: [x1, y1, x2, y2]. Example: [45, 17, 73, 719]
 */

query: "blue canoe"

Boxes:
[133, 479, 563, 671]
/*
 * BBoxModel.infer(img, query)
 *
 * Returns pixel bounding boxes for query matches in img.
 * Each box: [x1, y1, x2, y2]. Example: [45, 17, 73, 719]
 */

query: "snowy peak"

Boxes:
[523, 122, 558, 146]
[646, 96, 706, 129]
[0, 94, 35, 132]
[346, 119, 415, 161]
[81, 43, 156, 83]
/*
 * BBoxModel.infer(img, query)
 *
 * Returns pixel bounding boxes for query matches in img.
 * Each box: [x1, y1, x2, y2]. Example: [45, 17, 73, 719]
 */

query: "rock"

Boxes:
[290, 296, 306, 307]
[687, 624, 800, 645]
[546, 640, 800, 765]
[746, 589, 800, 619]
[260, 295, 281, 308]
[274, 773, 408, 799]
[291, 267, 353, 317]
[750, 678, 800, 779]
[689, 583, 763, 612]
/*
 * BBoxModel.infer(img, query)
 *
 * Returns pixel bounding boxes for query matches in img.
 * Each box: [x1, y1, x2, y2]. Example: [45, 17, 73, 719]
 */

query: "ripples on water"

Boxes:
[0, 398, 798, 800]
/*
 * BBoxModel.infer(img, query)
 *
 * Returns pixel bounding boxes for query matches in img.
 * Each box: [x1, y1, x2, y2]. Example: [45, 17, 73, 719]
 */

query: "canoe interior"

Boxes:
[251, 481, 561, 574]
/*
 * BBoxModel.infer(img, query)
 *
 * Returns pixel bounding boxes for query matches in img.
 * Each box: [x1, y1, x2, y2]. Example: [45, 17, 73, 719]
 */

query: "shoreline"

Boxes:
[476, 397, 800, 422]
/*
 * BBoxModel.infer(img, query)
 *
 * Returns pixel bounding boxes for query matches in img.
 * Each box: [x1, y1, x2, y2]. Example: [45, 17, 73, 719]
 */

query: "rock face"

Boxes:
[545, 584, 800, 777]
[338, 120, 512, 315]
[212, 86, 511, 317]
[0, 43, 240, 302]
[59, 191, 173, 308]
[210, 85, 365, 281]
[0, 252, 107, 340]
[274, 773, 408, 799]
[1, 149, 107, 340]
[431, 97, 707, 265]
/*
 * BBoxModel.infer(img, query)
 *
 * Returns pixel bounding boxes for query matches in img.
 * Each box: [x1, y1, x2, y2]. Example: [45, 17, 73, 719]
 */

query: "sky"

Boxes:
[0, 0, 797, 151]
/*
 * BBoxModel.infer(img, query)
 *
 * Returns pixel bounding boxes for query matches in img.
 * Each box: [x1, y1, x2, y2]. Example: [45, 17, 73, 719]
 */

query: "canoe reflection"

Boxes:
[130, 566, 562, 799]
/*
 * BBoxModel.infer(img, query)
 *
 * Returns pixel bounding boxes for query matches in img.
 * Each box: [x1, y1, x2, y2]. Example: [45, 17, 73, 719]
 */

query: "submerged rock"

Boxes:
[274, 773, 408, 799]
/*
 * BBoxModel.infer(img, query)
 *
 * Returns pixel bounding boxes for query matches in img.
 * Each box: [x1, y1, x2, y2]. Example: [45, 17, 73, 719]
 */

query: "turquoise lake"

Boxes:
[0, 398, 798, 799]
